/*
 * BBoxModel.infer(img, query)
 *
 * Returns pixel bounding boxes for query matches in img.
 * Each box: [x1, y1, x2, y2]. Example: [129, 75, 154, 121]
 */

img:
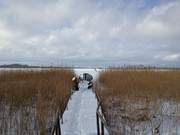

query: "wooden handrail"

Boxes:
[50, 93, 72, 135]
[51, 89, 112, 135]
[50, 111, 61, 135]
[96, 94, 112, 135]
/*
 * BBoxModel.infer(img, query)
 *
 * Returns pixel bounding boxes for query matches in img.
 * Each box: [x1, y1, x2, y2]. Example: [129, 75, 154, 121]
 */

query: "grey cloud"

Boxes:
[0, 0, 180, 67]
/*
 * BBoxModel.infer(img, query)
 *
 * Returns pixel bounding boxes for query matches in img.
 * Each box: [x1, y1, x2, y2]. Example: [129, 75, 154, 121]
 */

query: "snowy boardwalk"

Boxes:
[61, 81, 98, 135]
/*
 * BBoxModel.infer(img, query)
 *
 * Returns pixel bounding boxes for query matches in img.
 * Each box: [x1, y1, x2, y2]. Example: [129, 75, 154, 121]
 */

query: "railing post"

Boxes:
[101, 121, 104, 135]
[96, 112, 100, 135]
[55, 115, 61, 135]
[58, 117, 62, 135]
[61, 110, 63, 124]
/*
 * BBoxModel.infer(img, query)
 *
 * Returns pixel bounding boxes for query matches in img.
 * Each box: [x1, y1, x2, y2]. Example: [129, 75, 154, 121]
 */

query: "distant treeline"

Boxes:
[0, 64, 73, 69]
[0, 63, 180, 70]
[0, 64, 31, 68]
[108, 64, 180, 70]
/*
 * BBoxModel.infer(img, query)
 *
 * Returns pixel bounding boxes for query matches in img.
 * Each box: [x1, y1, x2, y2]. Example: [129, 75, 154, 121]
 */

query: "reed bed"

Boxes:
[95, 70, 180, 135]
[0, 69, 74, 135]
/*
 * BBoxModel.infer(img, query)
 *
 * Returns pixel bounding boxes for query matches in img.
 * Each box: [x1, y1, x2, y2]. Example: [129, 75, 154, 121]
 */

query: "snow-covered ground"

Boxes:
[61, 68, 102, 135]
[103, 97, 180, 135]
[61, 81, 97, 135]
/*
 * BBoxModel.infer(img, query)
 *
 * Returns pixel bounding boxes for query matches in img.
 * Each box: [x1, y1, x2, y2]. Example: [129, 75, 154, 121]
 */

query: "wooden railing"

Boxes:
[96, 94, 112, 135]
[50, 111, 61, 135]
[50, 89, 111, 135]
[50, 91, 73, 135]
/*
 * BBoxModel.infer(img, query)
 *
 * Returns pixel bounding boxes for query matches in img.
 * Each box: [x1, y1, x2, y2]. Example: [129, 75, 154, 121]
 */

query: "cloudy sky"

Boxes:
[0, 0, 180, 67]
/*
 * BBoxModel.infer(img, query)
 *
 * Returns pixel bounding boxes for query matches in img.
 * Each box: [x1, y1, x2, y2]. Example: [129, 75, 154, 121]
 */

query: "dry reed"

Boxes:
[0, 69, 74, 135]
[95, 70, 180, 134]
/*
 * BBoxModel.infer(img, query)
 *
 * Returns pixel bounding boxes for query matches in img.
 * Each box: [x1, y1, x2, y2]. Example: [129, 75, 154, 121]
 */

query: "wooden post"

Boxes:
[61, 110, 63, 124]
[96, 112, 100, 135]
[58, 119, 62, 135]
[101, 121, 104, 135]
[55, 116, 61, 135]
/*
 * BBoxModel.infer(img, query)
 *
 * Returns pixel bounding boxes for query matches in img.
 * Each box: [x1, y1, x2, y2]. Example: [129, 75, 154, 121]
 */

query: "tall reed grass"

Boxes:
[0, 69, 74, 135]
[95, 70, 180, 134]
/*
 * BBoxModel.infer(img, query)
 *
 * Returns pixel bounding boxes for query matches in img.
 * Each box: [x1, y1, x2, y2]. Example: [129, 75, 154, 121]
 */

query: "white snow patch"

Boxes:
[61, 81, 98, 135]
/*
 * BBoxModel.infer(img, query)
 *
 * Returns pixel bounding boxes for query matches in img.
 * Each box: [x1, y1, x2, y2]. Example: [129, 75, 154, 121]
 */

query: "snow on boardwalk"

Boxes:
[61, 81, 98, 135]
